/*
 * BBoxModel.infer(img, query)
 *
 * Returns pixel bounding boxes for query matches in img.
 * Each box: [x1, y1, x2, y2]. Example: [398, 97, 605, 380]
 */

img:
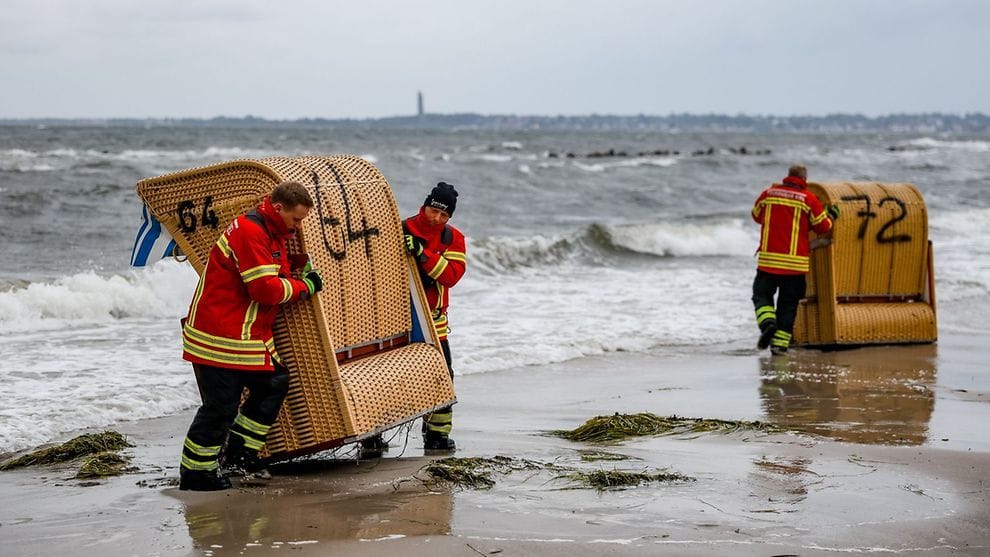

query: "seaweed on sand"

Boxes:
[76, 452, 132, 478]
[416, 455, 693, 493]
[0, 431, 133, 470]
[420, 456, 556, 490]
[578, 450, 637, 462]
[550, 412, 784, 442]
[559, 468, 694, 491]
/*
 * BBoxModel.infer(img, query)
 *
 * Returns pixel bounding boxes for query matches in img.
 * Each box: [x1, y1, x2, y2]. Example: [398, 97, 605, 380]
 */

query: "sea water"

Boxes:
[1, 126, 988, 452]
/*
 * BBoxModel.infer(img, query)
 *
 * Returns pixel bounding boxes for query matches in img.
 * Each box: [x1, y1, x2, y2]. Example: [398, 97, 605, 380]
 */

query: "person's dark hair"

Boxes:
[788, 165, 808, 179]
[271, 181, 314, 208]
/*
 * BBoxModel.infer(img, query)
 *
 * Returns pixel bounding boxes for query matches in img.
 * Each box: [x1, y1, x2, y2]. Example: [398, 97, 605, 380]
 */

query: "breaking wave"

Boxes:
[0, 260, 197, 333]
[469, 218, 757, 273]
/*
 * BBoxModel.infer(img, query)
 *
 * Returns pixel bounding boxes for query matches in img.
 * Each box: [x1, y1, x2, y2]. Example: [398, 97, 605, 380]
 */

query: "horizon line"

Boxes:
[1, 111, 988, 122]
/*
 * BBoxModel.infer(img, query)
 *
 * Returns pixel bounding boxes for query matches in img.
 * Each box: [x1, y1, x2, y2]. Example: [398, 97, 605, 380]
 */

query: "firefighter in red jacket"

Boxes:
[751, 165, 838, 355]
[404, 182, 466, 452]
[179, 181, 323, 491]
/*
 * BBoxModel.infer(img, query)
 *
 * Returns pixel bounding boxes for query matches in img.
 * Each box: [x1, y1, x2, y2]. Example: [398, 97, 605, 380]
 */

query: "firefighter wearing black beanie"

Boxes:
[424, 181, 458, 217]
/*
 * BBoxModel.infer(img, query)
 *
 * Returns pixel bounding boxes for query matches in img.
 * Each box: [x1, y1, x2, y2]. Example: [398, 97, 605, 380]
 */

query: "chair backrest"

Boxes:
[795, 182, 936, 346]
[809, 182, 929, 301]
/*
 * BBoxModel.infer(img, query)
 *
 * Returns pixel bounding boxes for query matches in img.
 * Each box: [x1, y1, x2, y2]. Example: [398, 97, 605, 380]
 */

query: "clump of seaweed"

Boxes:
[550, 413, 784, 442]
[0, 431, 133, 471]
[559, 468, 694, 491]
[76, 452, 132, 479]
[578, 450, 637, 462]
[420, 456, 558, 490]
[423, 460, 496, 489]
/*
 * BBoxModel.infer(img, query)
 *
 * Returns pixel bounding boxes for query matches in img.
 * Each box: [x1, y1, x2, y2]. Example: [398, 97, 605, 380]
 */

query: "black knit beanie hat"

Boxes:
[424, 182, 458, 217]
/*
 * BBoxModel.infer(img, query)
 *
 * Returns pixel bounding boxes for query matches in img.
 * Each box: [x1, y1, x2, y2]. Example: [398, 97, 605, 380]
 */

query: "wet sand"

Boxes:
[2, 334, 989, 556]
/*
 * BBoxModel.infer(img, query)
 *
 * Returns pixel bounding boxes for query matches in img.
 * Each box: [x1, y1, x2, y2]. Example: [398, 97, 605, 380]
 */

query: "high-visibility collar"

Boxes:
[781, 175, 807, 190]
[410, 207, 454, 245]
[257, 197, 294, 240]
[412, 206, 447, 235]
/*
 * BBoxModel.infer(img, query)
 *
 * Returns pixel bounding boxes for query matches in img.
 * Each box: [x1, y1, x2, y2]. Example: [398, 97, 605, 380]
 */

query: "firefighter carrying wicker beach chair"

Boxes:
[137, 155, 455, 460]
[793, 182, 937, 346]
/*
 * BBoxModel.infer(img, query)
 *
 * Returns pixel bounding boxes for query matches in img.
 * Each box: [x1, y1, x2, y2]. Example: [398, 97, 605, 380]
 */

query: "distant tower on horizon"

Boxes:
[417, 91, 424, 116]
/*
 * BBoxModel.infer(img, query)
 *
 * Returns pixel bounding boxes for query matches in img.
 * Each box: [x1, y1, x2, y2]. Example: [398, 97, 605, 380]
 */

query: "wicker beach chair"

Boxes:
[793, 182, 937, 346]
[137, 156, 455, 460]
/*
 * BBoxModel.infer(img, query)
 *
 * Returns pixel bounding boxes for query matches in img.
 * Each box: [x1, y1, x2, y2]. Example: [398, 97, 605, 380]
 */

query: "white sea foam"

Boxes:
[573, 157, 678, 172]
[477, 154, 513, 163]
[0, 260, 198, 333]
[906, 137, 990, 152]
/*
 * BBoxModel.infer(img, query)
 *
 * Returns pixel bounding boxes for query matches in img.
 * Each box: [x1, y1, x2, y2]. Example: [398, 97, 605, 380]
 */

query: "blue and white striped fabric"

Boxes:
[130, 204, 177, 266]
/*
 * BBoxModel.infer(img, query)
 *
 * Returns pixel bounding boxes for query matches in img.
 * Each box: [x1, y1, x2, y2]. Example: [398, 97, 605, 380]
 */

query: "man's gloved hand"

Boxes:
[826, 204, 840, 220]
[303, 269, 323, 295]
[404, 234, 424, 257]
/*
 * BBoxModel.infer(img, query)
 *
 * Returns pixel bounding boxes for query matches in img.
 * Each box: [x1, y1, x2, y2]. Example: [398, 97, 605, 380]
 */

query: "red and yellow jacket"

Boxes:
[404, 208, 467, 340]
[751, 176, 834, 275]
[182, 197, 309, 371]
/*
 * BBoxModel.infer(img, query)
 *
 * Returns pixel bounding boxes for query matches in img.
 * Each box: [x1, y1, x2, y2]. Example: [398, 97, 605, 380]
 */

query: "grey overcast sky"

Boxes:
[1, 0, 987, 119]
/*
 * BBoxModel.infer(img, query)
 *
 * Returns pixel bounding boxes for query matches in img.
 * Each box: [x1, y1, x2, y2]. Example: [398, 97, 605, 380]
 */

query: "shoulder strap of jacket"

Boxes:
[244, 209, 272, 239]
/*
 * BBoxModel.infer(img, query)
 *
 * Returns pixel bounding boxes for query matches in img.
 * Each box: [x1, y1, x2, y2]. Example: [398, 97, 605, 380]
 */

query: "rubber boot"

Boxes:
[424, 431, 456, 453]
[769, 329, 791, 356]
[757, 319, 777, 350]
[179, 468, 231, 491]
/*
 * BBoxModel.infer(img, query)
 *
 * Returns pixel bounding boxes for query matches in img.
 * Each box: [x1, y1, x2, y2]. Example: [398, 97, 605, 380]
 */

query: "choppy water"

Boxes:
[1, 125, 988, 452]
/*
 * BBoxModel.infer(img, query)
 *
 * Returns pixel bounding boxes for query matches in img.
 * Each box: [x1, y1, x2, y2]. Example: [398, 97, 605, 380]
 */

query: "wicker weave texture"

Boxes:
[136, 161, 284, 274]
[811, 183, 929, 297]
[793, 300, 821, 345]
[794, 183, 936, 346]
[340, 342, 455, 433]
[833, 303, 936, 344]
[136, 156, 455, 460]
[293, 155, 411, 347]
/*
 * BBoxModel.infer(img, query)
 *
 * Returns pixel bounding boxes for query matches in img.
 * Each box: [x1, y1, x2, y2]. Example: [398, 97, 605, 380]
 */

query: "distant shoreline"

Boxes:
[2, 112, 989, 133]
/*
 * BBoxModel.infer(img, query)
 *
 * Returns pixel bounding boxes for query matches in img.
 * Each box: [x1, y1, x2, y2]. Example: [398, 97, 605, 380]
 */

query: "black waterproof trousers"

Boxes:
[180, 363, 290, 472]
[751, 270, 807, 335]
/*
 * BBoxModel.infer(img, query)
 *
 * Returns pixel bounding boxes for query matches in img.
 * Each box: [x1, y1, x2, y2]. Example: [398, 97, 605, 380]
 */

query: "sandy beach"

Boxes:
[2, 332, 988, 557]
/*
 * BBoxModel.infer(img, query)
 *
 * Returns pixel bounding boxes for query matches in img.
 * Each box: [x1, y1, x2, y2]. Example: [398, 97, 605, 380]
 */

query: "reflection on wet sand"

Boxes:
[758, 344, 937, 445]
[175, 458, 452, 553]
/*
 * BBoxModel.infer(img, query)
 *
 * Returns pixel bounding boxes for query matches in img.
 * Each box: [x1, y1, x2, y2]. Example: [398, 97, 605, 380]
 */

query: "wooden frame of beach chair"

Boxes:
[137, 156, 455, 460]
[793, 182, 937, 346]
